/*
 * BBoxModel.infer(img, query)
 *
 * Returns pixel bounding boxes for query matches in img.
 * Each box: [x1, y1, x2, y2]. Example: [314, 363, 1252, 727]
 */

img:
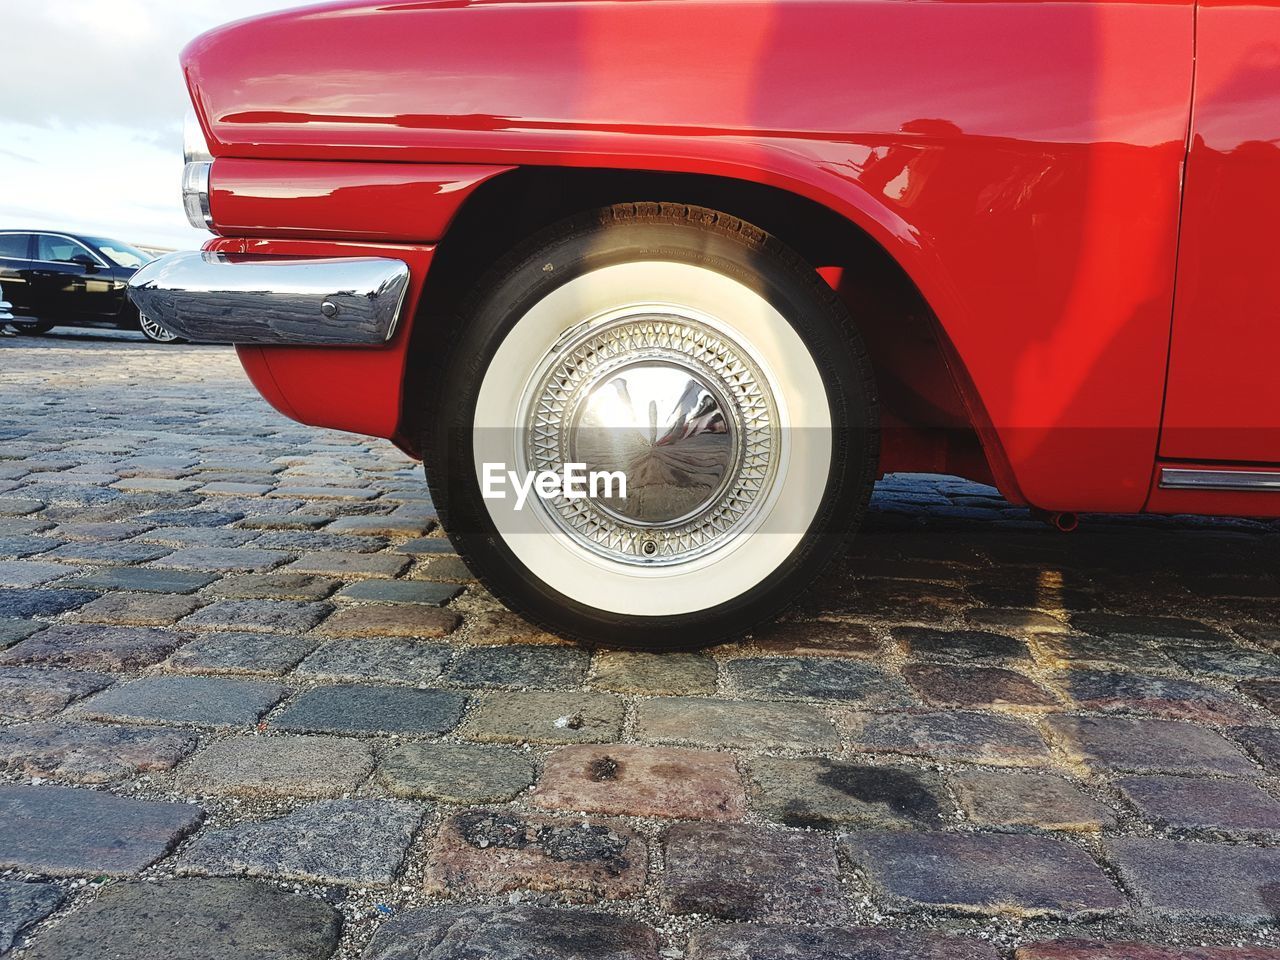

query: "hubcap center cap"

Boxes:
[569, 361, 738, 526]
[522, 311, 780, 566]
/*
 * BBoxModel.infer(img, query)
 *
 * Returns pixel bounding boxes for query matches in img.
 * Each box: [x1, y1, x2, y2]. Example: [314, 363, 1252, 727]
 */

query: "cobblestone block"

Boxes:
[335, 579, 463, 605]
[16, 878, 341, 960]
[196, 480, 274, 496]
[1165, 645, 1280, 679]
[0, 588, 96, 619]
[0, 784, 203, 876]
[56, 522, 154, 542]
[74, 676, 286, 728]
[1035, 633, 1175, 669]
[0, 721, 196, 783]
[269, 484, 378, 501]
[0, 560, 80, 587]
[1047, 716, 1257, 775]
[363, 905, 659, 960]
[181, 799, 423, 886]
[208, 571, 339, 600]
[0, 535, 58, 559]
[742, 619, 882, 657]
[62, 566, 217, 593]
[286, 550, 409, 579]
[461, 610, 561, 645]
[1016, 942, 1280, 959]
[847, 710, 1051, 765]
[747, 755, 949, 829]
[235, 512, 329, 531]
[467, 691, 624, 744]
[378, 742, 535, 802]
[0, 624, 187, 671]
[894, 626, 1032, 662]
[137, 525, 257, 548]
[689, 925, 1001, 960]
[662, 822, 840, 920]
[157, 546, 292, 572]
[139, 509, 244, 527]
[724, 657, 915, 706]
[1240, 679, 1279, 715]
[0, 667, 112, 719]
[534, 744, 747, 821]
[1114, 775, 1280, 835]
[42, 540, 171, 565]
[842, 829, 1125, 918]
[1062, 669, 1257, 724]
[425, 809, 648, 900]
[68, 591, 202, 625]
[393, 536, 454, 555]
[446, 644, 589, 690]
[966, 608, 1068, 634]
[1234, 726, 1280, 772]
[272, 684, 466, 736]
[0, 501, 44, 519]
[0, 619, 42, 649]
[178, 734, 374, 797]
[295, 637, 451, 683]
[316, 604, 460, 638]
[0, 881, 64, 955]
[1107, 837, 1280, 924]
[1071, 612, 1223, 643]
[953, 771, 1117, 830]
[638, 697, 839, 750]
[905, 664, 1058, 707]
[416, 556, 475, 581]
[327, 514, 433, 537]
[165, 630, 318, 676]
[591, 650, 718, 695]
[252, 531, 390, 554]
[182, 598, 332, 633]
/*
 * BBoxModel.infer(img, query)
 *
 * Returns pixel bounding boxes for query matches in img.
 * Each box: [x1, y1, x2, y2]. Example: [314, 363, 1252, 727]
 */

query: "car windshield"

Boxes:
[88, 238, 153, 269]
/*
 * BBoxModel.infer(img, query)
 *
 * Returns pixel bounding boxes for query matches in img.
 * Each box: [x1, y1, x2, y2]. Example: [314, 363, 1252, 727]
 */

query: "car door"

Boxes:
[31, 234, 117, 322]
[0, 233, 36, 317]
[1159, 0, 1280, 464]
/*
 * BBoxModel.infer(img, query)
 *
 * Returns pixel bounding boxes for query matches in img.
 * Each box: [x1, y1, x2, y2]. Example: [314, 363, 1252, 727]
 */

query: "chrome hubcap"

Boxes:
[523, 311, 780, 566]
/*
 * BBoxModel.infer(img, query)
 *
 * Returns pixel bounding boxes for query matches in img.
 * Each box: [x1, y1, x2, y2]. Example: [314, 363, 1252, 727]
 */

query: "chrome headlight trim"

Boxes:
[183, 108, 213, 165]
[182, 160, 213, 230]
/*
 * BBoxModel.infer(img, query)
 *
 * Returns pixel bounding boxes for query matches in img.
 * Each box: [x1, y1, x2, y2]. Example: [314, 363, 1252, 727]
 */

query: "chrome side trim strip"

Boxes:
[127, 251, 411, 346]
[1159, 467, 1280, 492]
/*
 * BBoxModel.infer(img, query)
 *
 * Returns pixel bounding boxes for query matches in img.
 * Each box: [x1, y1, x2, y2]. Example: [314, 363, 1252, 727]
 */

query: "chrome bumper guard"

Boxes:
[126, 251, 411, 346]
[0, 284, 13, 322]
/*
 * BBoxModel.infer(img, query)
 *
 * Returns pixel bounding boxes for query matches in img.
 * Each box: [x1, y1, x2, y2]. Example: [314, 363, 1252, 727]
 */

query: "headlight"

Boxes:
[182, 108, 214, 230]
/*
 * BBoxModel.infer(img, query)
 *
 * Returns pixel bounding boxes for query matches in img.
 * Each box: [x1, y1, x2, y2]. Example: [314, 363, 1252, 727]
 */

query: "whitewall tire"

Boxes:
[424, 204, 878, 648]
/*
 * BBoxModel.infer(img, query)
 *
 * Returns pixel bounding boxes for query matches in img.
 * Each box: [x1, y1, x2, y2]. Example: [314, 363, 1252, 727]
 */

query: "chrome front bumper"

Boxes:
[0, 284, 13, 322]
[126, 251, 411, 346]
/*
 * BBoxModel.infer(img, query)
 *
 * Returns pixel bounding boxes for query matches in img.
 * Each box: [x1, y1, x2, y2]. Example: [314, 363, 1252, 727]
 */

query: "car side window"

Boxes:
[36, 235, 95, 264]
[0, 234, 31, 260]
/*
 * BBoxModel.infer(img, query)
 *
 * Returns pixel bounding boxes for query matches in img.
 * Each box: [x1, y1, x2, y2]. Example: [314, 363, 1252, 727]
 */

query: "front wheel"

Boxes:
[424, 203, 878, 649]
[139, 314, 185, 344]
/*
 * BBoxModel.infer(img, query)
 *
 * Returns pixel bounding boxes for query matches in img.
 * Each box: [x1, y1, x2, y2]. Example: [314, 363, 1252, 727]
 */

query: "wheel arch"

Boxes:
[400, 165, 1011, 495]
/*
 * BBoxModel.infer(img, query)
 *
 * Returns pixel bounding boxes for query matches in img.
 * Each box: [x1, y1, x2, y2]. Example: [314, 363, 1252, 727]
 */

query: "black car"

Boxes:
[0, 230, 184, 343]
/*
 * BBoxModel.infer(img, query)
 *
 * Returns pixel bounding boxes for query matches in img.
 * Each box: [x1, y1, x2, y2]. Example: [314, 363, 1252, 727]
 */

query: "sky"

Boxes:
[0, 1, 307, 250]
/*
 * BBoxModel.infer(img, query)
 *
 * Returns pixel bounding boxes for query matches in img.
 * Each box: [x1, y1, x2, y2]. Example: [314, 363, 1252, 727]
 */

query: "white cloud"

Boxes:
[0, 1, 305, 248]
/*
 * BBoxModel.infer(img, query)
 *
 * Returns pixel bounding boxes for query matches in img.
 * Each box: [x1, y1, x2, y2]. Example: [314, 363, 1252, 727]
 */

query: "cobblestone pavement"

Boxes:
[1, 330, 1279, 959]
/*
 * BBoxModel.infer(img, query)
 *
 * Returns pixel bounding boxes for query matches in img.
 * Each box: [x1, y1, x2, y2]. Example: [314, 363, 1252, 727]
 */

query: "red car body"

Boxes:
[181, 0, 1280, 519]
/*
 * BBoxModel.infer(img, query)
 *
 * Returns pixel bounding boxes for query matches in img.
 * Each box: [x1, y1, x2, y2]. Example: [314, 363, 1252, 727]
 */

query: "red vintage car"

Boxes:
[130, 0, 1280, 647]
